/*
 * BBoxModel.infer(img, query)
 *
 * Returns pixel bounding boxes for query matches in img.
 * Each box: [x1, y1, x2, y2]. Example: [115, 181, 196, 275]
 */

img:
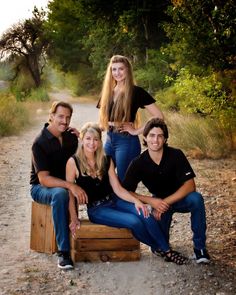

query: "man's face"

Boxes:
[145, 127, 166, 152]
[50, 106, 72, 134]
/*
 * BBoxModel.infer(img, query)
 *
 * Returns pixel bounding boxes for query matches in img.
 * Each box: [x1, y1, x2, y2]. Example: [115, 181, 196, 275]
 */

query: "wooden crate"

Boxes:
[71, 220, 141, 262]
[30, 201, 57, 254]
[30, 203, 141, 262]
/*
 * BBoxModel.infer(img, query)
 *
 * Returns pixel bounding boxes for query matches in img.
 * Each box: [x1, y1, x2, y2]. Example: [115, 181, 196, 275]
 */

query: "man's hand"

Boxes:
[152, 209, 163, 221]
[68, 127, 80, 138]
[69, 183, 88, 204]
[151, 198, 169, 213]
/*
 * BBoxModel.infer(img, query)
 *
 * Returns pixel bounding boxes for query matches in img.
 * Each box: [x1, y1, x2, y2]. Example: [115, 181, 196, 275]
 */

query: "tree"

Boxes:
[0, 8, 50, 87]
[164, 0, 236, 71]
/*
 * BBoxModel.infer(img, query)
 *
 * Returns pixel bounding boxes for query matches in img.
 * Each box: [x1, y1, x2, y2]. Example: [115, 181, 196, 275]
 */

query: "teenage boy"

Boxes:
[123, 118, 210, 263]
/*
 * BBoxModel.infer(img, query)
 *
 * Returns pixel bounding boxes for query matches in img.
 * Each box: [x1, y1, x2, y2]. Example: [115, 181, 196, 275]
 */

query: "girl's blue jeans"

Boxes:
[88, 197, 170, 252]
[31, 184, 70, 252]
[158, 191, 207, 250]
[104, 131, 141, 182]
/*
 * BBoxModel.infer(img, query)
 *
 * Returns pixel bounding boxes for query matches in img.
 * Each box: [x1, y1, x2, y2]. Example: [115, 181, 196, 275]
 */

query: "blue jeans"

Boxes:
[158, 192, 207, 250]
[31, 184, 70, 252]
[104, 131, 141, 182]
[88, 197, 170, 252]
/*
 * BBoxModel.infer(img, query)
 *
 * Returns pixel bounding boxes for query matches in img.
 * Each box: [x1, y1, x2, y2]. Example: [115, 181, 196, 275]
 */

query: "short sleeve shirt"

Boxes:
[97, 85, 156, 122]
[30, 124, 78, 184]
[123, 146, 196, 198]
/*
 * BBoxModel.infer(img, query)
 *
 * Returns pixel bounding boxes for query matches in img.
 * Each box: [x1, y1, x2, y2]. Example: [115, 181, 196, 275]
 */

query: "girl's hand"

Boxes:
[120, 122, 137, 135]
[69, 219, 80, 239]
[134, 200, 150, 218]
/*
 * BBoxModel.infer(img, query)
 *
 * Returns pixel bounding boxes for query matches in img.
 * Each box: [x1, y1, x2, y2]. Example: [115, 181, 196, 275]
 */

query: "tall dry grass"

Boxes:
[0, 92, 29, 137]
[166, 112, 232, 159]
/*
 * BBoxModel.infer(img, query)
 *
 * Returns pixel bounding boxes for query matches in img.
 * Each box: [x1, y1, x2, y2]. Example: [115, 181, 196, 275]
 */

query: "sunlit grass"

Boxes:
[0, 92, 29, 137]
[166, 112, 232, 159]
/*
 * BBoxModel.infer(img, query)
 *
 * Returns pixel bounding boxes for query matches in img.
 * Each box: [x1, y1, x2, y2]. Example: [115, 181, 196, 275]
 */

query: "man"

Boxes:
[30, 101, 88, 269]
[123, 118, 210, 264]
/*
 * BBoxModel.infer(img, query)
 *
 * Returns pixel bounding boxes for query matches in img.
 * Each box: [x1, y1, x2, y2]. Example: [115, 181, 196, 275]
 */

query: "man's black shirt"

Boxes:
[30, 124, 78, 185]
[123, 146, 196, 198]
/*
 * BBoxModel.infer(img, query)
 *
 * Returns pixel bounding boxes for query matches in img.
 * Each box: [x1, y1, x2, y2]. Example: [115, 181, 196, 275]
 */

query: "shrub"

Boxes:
[0, 93, 29, 136]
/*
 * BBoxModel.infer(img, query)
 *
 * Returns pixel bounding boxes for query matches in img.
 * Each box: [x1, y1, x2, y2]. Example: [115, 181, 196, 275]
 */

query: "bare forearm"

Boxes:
[164, 179, 196, 205]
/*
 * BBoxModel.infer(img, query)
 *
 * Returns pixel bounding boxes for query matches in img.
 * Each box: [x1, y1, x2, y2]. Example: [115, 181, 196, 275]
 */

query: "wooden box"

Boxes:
[30, 201, 57, 254]
[71, 220, 141, 262]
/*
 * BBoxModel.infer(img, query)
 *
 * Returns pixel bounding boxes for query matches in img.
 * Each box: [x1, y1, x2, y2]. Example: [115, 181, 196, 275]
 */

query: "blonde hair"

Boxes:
[99, 55, 136, 130]
[76, 122, 106, 178]
[48, 101, 73, 123]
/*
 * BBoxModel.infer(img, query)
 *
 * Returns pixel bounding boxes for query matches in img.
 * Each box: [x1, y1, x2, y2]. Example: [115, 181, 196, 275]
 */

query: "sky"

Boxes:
[0, 0, 49, 36]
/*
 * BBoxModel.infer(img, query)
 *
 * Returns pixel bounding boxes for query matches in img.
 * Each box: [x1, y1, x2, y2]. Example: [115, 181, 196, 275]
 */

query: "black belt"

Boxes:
[88, 195, 111, 208]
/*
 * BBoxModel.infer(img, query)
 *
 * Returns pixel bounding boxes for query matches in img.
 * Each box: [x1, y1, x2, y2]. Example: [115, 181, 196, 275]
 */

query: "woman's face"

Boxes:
[111, 62, 127, 82]
[82, 131, 101, 153]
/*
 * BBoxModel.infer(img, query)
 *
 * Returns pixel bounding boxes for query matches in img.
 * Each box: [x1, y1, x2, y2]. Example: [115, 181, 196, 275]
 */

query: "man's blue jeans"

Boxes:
[104, 131, 141, 182]
[88, 197, 170, 252]
[158, 191, 207, 250]
[31, 184, 70, 252]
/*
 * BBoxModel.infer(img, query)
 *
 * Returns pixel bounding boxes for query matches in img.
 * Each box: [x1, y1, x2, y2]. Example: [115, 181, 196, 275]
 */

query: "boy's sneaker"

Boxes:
[57, 251, 74, 270]
[194, 248, 210, 264]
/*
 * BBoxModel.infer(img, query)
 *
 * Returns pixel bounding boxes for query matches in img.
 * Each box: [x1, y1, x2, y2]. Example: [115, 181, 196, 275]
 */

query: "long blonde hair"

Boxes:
[76, 122, 106, 178]
[99, 55, 136, 130]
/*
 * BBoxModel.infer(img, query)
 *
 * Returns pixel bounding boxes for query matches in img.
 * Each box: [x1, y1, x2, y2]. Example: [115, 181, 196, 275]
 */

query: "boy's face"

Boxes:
[145, 127, 166, 152]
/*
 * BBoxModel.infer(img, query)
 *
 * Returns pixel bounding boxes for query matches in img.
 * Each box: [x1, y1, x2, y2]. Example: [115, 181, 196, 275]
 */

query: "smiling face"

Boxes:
[82, 131, 101, 154]
[111, 62, 127, 83]
[145, 127, 166, 153]
[49, 106, 72, 135]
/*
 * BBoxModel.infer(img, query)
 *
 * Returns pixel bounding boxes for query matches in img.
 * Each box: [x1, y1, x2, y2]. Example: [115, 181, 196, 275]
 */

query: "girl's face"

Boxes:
[82, 131, 100, 153]
[111, 62, 127, 82]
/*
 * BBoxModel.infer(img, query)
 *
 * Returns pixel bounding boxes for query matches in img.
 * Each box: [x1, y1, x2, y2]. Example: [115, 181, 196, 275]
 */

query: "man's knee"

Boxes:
[51, 188, 69, 205]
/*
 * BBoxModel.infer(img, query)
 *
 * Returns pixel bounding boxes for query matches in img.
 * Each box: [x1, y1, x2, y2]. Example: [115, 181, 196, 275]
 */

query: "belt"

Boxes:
[108, 126, 130, 136]
[88, 195, 111, 208]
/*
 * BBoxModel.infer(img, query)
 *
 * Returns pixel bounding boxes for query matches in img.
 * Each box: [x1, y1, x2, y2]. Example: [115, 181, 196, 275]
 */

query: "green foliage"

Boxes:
[164, 1, 236, 71]
[166, 112, 232, 159]
[26, 87, 49, 102]
[134, 49, 172, 92]
[0, 93, 29, 136]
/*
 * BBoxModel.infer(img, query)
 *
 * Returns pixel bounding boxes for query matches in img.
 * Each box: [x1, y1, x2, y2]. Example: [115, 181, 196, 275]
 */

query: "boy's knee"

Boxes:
[187, 192, 204, 208]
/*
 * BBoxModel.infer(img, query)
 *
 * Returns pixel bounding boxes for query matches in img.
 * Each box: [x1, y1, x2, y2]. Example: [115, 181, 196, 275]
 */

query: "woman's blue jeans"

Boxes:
[88, 197, 170, 252]
[158, 192, 207, 250]
[31, 184, 70, 252]
[104, 131, 141, 182]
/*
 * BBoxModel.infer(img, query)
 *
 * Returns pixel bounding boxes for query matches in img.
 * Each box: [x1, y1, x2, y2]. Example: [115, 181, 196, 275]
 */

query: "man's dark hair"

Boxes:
[143, 118, 169, 146]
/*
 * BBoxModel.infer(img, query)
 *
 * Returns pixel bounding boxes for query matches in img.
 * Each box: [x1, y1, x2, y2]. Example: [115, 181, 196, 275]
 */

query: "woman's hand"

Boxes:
[120, 122, 138, 135]
[134, 199, 150, 218]
[69, 218, 80, 239]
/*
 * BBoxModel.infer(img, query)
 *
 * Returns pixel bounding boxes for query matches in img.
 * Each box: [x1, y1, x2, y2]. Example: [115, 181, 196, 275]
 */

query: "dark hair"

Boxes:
[143, 118, 168, 146]
[48, 101, 73, 122]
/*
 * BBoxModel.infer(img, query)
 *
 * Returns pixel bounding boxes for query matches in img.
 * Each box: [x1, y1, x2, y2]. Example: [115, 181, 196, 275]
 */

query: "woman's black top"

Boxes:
[72, 155, 113, 206]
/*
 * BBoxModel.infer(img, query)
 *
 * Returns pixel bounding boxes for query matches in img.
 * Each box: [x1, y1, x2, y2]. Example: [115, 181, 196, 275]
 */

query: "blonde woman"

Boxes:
[97, 55, 164, 181]
[66, 123, 188, 265]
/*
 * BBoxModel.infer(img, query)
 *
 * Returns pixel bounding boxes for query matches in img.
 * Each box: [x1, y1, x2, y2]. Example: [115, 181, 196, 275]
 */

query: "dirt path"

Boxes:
[0, 92, 236, 295]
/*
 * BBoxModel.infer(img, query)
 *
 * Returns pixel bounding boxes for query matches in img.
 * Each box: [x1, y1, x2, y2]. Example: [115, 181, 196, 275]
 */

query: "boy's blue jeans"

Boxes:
[158, 191, 207, 250]
[31, 184, 70, 251]
[88, 197, 170, 252]
[104, 131, 141, 182]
